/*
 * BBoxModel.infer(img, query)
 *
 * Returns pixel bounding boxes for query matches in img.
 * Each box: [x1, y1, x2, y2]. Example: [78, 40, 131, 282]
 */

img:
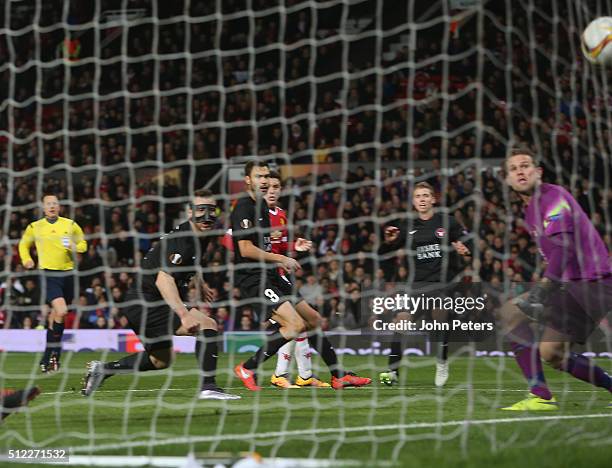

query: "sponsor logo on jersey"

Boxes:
[416, 244, 442, 259]
[435, 228, 446, 238]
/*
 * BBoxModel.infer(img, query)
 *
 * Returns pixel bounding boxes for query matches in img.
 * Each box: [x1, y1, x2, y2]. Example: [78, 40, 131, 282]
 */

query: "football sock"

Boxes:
[509, 323, 552, 400]
[307, 331, 343, 378]
[243, 333, 290, 371]
[562, 352, 612, 393]
[41, 329, 54, 364]
[437, 330, 449, 362]
[274, 340, 295, 376]
[52, 320, 64, 339]
[104, 352, 158, 377]
[295, 334, 313, 379]
[50, 320, 64, 360]
[41, 321, 64, 365]
[196, 329, 218, 385]
[388, 333, 403, 374]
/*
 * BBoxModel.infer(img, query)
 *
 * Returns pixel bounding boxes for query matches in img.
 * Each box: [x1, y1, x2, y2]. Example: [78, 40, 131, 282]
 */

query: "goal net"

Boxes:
[1, 0, 611, 466]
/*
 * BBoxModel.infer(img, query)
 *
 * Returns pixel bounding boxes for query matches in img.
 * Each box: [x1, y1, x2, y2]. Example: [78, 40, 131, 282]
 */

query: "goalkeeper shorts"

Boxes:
[545, 277, 612, 344]
[123, 289, 182, 352]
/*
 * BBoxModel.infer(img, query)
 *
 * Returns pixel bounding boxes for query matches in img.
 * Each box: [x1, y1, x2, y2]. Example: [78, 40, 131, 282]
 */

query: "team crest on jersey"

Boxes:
[241, 219, 252, 229]
[169, 253, 183, 265]
[435, 228, 446, 238]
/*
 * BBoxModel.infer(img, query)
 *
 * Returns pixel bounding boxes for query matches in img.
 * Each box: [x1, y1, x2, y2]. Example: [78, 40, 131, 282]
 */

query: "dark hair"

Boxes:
[268, 170, 282, 184]
[193, 189, 214, 201]
[194, 188, 213, 198]
[244, 160, 269, 176]
[413, 181, 435, 195]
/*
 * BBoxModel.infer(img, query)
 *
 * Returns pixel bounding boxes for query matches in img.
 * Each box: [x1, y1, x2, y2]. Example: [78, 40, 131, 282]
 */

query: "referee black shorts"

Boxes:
[122, 289, 182, 353]
[43, 269, 75, 304]
[239, 272, 302, 322]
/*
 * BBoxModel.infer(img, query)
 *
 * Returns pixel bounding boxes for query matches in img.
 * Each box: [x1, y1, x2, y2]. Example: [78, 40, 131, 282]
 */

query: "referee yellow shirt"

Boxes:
[18, 217, 88, 271]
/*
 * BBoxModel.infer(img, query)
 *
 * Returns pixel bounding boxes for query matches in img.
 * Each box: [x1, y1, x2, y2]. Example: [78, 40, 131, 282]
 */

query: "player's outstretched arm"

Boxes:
[294, 238, 312, 252]
[378, 225, 404, 257]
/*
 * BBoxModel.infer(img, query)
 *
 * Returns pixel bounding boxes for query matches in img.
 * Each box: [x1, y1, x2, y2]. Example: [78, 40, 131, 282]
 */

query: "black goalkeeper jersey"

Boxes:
[230, 194, 273, 285]
[378, 213, 470, 282]
[139, 221, 209, 300]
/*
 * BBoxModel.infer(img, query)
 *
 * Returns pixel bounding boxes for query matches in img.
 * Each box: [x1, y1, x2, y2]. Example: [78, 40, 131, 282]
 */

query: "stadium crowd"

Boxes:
[1, 0, 610, 331]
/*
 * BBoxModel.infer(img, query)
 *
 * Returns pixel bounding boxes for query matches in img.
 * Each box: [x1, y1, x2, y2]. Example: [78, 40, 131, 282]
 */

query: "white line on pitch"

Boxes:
[70, 413, 612, 453]
[41, 387, 609, 395]
[41, 388, 188, 395]
[55, 455, 362, 467]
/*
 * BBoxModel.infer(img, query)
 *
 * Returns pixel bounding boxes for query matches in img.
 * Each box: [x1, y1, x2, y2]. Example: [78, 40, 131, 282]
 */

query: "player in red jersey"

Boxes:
[223, 172, 330, 388]
[265, 172, 331, 388]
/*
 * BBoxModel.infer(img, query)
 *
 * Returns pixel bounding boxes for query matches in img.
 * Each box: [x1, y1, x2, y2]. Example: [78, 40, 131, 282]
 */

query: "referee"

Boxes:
[18, 193, 87, 373]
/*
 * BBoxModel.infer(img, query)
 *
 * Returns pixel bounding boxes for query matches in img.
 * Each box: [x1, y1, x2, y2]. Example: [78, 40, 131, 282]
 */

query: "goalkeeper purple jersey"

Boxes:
[523, 183, 611, 281]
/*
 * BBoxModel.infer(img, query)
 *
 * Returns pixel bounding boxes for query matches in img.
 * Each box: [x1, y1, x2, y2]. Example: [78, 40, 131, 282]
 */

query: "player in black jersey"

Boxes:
[232, 161, 371, 390]
[81, 190, 240, 400]
[378, 182, 471, 387]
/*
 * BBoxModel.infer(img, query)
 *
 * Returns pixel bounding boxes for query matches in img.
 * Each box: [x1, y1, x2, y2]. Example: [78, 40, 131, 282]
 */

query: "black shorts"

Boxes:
[43, 270, 75, 303]
[392, 281, 461, 318]
[545, 278, 612, 344]
[122, 289, 182, 352]
[239, 273, 302, 321]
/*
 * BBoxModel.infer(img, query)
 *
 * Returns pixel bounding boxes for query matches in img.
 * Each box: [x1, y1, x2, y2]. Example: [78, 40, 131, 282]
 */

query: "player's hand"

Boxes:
[384, 226, 400, 243]
[295, 238, 312, 252]
[512, 281, 557, 321]
[202, 283, 215, 303]
[278, 256, 302, 273]
[452, 241, 470, 256]
[23, 259, 35, 269]
[180, 308, 202, 334]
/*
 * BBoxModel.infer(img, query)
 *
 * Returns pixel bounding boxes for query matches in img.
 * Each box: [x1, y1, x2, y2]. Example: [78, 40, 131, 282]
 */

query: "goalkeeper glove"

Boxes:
[512, 280, 559, 321]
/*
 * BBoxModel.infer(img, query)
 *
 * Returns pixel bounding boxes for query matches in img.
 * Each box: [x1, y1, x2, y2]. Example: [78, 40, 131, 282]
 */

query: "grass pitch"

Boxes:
[1, 351, 611, 467]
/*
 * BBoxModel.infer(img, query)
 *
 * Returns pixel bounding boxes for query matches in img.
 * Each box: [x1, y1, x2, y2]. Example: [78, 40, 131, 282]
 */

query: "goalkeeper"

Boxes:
[500, 149, 612, 411]
[81, 190, 240, 400]
[378, 182, 471, 387]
